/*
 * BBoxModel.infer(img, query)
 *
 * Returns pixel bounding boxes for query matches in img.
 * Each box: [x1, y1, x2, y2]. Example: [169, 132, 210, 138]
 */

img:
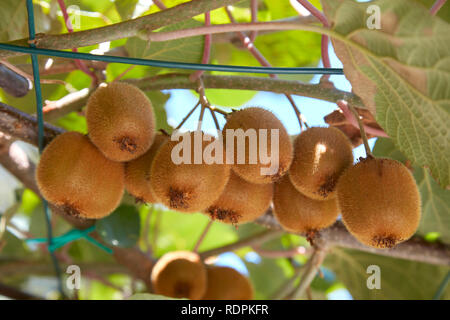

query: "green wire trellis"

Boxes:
[7, 0, 346, 298]
[0, 43, 344, 75]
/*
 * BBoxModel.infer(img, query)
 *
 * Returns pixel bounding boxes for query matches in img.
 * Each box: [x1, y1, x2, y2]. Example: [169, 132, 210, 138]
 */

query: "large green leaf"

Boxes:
[322, 0, 450, 188]
[0, 1, 50, 42]
[326, 247, 450, 299]
[373, 137, 450, 243]
[96, 204, 141, 248]
[126, 20, 204, 63]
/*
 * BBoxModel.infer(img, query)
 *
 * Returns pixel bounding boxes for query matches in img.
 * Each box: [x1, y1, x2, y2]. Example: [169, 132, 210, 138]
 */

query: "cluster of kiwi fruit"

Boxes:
[36, 82, 156, 219]
[151, 251, 253, 300]
[36, 82, 421, 250]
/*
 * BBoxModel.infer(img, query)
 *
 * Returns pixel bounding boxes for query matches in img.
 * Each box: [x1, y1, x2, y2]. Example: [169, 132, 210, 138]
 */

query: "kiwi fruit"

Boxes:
[337, 157, 421, 249]
[289, 127, 353, 200]
[151, 251, 207, 300]
[206, 171, 273, 225]
[36, 132, 124, 219]
[86, 82, 155, 162]
[124, 134, 168, 203]
[273, 174, 339, 234]
[222, 107, 292, 184]
[202, 266, 253, 300]
[149, 131, 230, 213]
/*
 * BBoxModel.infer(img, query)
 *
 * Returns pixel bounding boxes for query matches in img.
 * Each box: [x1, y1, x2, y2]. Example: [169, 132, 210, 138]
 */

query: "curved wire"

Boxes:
[0, 43, 344, 75]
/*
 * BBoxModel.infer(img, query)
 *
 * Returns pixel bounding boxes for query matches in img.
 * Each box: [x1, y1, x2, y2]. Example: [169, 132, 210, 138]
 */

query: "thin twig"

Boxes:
[175, 100, 200, 130]
[146, 21, 326, 42]
[196, 78, 210, 131]
[433, 271, 450, 300]
[430, 0, 447, 15]
[208, 107, 221, 130]
[190, 11, 212, 81]
[336, 100, 388, 138]
[293, 0, 331, 81]
[343, 100, 373, 157]
[113, 65, 136, 82]
[249, 0, 259, 42]
[193, 220, 213, 253]
[210, 107, 229, 117]
[252, 245, 308, 258]
[152, 0, 167, 10]
[271, 265, 304, 300]
[289, 246, 327, 299]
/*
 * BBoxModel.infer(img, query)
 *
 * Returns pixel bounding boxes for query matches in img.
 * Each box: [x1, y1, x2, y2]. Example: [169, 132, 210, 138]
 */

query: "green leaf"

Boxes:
[145, 91, 172, 133]
[322, 0, 450, 188]
[68, 238, 114, 263]
[0, 1, 50, 41]
[56, 112, 88, 133]
[115, 0, 138, 21]
[126, 20, 205, 63]
[244, 257, 293, 299]
[29, 206, 72, 238]
[254, 31, 321, 73]
[18, 189, 40, 215]
[96, 204, 141, 248]
[150, 210, 237, 257]
[373, 138, 450, 243]
[0, 231, 29, 259]
[326, 247, 450, 299]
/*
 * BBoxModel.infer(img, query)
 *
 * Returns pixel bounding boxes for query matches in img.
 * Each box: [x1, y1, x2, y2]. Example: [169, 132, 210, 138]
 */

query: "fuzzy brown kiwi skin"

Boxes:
[202, 266, 253, 300]
[206, 171, 273, 225]
[149, 131, 230, 213]
[124, 134, 167, 204]
[86, 82, 156, 162]
[273, 174, 339, 234]
[222, 107, 293, 185]
[337, 157, 421, 249]
[151, 251, 207, 300]
[36, 132, 124, 219]
[289, 126, 353, 201]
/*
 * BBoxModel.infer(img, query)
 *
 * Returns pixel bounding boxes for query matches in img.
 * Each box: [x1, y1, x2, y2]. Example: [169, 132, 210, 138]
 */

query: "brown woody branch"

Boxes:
[128, 73, 365, 108]
[0, 282, 40, 300]
[257, 212, 450, 266]
[0, 0, 242, 59]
